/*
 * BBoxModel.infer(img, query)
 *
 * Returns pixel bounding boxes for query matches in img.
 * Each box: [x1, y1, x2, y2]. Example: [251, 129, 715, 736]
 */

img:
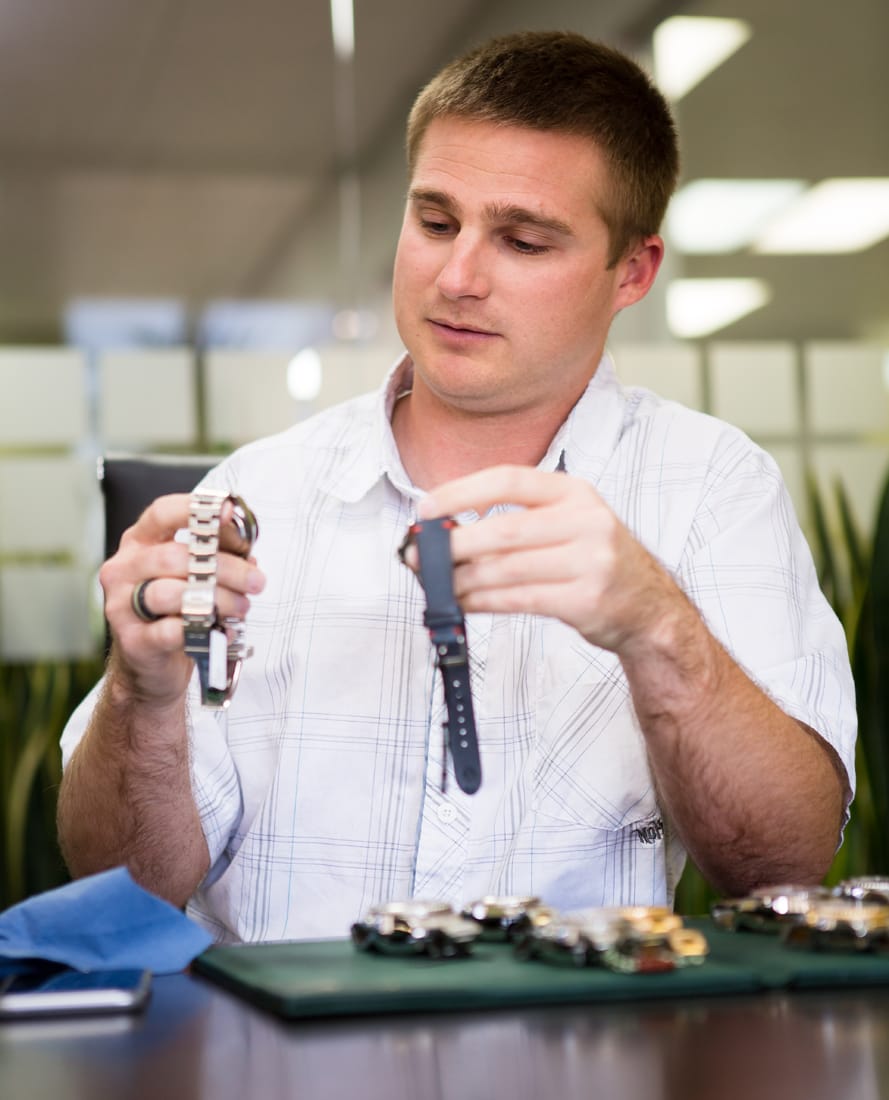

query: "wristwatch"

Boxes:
[399, 516, 481, 795]
[181, 489, 259, 709]
[462, 895, 557, 941]
[351, 899, 482, 958]
[515, 905, 708, 973]
[783, 897, 889, 953]
[834, 876, 889, 904]
[711, 884, 832, 933]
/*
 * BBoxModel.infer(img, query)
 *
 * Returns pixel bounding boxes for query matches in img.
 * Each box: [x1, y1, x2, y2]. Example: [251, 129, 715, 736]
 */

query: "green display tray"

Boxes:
[192, 919, 889, 1021]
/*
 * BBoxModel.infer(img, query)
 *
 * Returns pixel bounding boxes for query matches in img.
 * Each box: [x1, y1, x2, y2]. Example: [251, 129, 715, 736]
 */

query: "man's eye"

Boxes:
[507, 236, 549, 255]
[419, 218, 453, 235]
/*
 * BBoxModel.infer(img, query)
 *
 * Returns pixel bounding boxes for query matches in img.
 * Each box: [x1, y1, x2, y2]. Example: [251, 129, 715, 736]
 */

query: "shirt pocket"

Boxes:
[527, 641, 668, 908]
[533, 635, 659, 832]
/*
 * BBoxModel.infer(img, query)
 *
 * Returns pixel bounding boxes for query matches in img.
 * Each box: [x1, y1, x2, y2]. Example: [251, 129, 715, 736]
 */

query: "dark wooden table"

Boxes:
[3, 971, 889, 1100]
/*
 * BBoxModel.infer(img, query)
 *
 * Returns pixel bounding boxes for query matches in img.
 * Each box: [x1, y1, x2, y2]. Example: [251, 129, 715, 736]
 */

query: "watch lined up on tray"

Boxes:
[351, 877, 889, 973]
[351, 896, 709, 974]
[712, 877, 889, 951]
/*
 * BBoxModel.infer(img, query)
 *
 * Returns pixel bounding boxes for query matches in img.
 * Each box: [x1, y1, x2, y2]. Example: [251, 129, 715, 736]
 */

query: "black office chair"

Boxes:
[98, 452, 219, 559]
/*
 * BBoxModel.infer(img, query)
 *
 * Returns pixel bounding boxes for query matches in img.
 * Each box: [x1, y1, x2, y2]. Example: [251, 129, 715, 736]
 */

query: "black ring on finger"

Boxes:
[131, 578, 165, 623]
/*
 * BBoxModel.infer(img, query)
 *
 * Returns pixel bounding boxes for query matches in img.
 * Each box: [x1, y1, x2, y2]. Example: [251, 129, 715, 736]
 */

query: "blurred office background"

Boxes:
[0, 0, 887, 664]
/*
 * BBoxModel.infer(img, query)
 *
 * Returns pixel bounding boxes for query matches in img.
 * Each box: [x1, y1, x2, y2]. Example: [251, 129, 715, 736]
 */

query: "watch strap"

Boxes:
[181, 489, 258, 710]
[411, 517, 482, 795]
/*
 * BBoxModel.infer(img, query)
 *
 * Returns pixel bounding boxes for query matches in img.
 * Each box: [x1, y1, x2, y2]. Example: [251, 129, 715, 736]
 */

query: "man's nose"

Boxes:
[435, 233, 490, 300]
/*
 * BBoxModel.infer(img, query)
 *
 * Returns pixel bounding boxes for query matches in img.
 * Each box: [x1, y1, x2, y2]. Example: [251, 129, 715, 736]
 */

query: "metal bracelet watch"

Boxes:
[181, 489, 259, 710]
[516, 906, 708, 973]
[710, 884, 833, 933]
[782, 897, 889, 953]
[835, 876, 889, 904]
[351, 900, 482, 958]
[461, 895, 557, 941]
[399, 516, 481, 795]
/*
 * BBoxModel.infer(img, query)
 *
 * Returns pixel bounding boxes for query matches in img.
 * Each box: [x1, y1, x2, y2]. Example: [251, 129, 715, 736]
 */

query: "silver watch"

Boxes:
[711, 884, 832, 933]
[351, 900, 482, 958]
[182, 489, 259, 709]
[461, 895, 557, 941]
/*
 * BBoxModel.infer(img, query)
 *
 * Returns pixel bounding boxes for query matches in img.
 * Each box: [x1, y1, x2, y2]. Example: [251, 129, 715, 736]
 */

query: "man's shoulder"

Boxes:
[236, 390, 377, 459]
[620, 382, 763, 460]
[207, 390, 380, 501]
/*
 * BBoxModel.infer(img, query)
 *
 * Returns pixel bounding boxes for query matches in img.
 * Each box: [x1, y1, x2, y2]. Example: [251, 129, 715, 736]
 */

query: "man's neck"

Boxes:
[390, 382, 580, 490]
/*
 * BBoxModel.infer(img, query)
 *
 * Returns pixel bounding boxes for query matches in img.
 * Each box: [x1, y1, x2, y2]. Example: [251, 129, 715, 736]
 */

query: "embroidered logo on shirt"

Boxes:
[634, 818, 665, 845]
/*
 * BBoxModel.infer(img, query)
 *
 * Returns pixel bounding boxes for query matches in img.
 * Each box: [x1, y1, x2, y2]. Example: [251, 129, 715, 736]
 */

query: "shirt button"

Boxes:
[437, 803, 457, 824]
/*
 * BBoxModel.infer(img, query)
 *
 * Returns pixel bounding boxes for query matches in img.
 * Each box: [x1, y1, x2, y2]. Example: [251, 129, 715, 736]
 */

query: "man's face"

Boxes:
[392, 116, 661, 418]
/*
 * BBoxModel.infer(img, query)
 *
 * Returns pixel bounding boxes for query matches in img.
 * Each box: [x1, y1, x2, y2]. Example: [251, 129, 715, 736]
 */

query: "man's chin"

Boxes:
[420, 378, 535, 419]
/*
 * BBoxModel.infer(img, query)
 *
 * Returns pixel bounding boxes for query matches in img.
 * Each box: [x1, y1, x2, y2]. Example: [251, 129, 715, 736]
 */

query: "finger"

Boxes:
[119, 493, 194, 548]
[452, 543, 583, 597]
[216, 552, 266, 596]
[130, 535, 264, 597]
[130, 577, 253, 623]
[458, 579, 576, 619]
[418, 465, 571, 521]
[113, 611, 188, 656]
[134, 540, 191, 581]
[399, 542, 419, 572]
[131, 577, 165, 622]
[447, 503, 584, 563]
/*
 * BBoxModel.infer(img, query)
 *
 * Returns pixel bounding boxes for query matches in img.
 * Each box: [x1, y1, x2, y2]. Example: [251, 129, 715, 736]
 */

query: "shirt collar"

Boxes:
[321, 354, 418, 504]
[323, 349, 629, 502]
[544, 350, 628, 481]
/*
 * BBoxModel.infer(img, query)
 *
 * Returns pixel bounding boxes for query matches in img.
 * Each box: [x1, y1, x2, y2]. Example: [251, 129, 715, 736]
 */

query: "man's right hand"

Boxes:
[99, 492, 266, 708]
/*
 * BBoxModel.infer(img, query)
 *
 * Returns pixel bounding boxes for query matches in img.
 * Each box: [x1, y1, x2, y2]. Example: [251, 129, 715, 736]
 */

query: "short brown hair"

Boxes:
[406, 31, 679, 267]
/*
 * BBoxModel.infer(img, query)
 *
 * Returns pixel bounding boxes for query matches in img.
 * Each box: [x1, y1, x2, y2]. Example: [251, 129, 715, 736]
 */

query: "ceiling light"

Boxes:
[332, 308, 378, 342]
[287, 348, 323, 402]
[653, 16, 752, 100]
[666, 279, 771, 339]
[753, 179, 889, 253]
[667, 179, 805, 253]
[330, 0, 355, 60]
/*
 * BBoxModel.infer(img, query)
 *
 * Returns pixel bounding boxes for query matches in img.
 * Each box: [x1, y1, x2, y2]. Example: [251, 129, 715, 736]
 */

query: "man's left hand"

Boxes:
[416, 464, 680, 655]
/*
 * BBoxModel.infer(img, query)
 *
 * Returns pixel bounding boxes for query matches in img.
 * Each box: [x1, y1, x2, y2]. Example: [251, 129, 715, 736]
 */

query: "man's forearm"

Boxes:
[57, 668, 210, 908]
[620, 593, 848, 896]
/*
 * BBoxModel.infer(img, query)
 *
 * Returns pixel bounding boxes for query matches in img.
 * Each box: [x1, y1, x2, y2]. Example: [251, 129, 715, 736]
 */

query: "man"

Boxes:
[58, 32, 855, 943]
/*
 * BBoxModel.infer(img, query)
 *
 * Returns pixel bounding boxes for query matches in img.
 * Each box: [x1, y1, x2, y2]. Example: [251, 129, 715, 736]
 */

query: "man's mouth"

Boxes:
[429, 318, 497, 337]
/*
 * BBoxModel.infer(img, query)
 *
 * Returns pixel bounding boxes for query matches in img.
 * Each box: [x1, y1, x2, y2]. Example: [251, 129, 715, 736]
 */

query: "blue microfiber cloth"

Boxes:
[0, 867, 212, 976]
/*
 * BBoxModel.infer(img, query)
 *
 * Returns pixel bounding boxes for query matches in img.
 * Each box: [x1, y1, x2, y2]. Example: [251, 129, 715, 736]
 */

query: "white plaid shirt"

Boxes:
[62, 353, 856, 943]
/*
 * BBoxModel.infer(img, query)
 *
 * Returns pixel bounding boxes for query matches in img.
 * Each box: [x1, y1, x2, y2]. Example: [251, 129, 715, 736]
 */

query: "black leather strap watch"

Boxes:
[399, 517, 482, 795]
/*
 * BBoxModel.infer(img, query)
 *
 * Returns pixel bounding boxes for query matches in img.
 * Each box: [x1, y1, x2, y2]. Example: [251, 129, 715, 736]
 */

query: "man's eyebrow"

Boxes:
[486, 202, 573, 237]
[408, 188, 573, 237]
[408, 187, 459, 212]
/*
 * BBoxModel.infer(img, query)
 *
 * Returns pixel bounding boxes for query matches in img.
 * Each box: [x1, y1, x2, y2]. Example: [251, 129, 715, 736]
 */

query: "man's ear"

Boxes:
[613, 235, 665, 312]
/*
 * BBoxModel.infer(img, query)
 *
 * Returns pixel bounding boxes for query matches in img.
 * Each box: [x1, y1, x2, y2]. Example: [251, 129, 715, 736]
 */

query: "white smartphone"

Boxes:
[0, 967, 152, 1019]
